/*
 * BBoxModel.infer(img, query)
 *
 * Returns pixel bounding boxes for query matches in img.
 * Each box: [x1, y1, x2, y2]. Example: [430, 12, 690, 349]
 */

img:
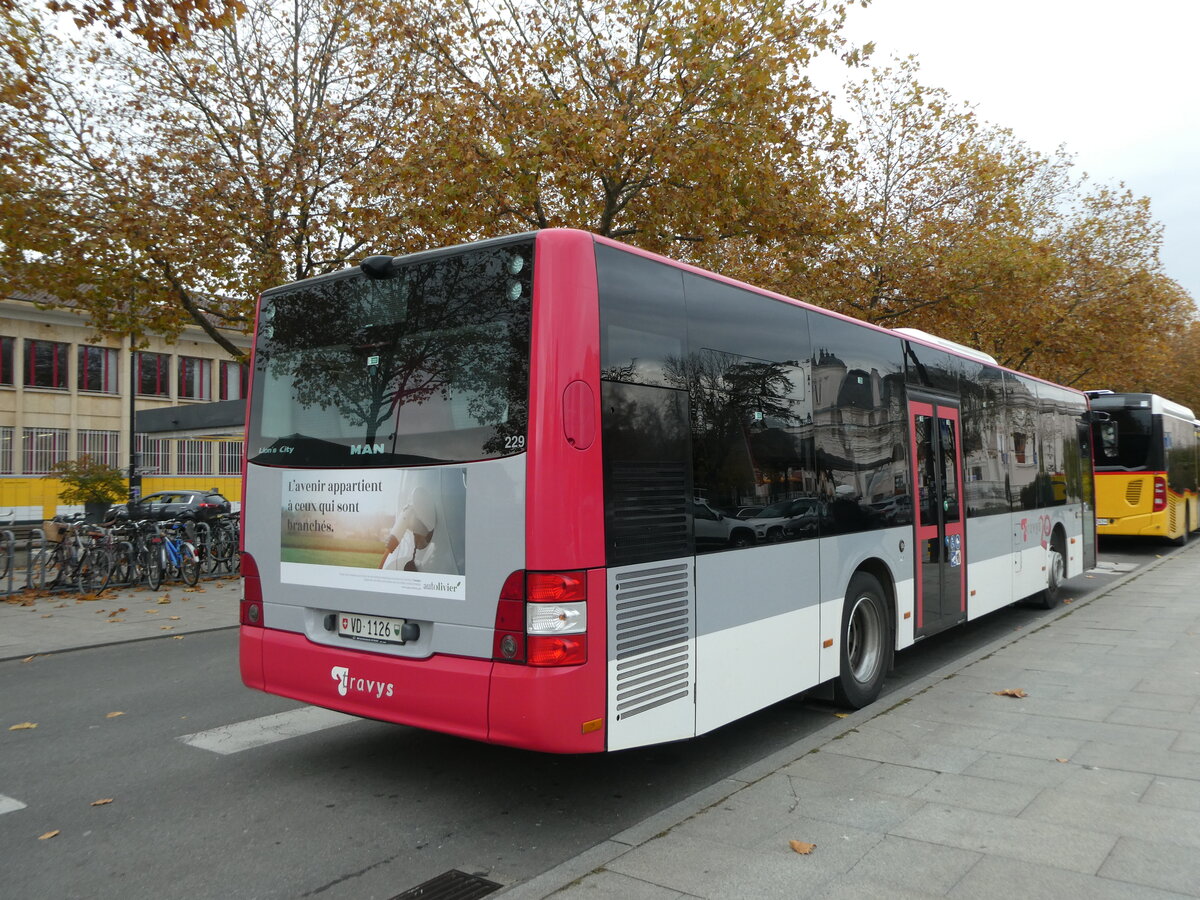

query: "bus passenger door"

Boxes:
[909, 399, 967, 638]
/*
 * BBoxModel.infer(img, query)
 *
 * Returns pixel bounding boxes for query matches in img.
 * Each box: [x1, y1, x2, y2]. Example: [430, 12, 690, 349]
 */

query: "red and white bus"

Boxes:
[239, 229, 1096, 752]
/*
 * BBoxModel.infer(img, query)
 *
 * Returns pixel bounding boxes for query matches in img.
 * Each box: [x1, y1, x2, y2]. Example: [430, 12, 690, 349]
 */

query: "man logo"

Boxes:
[350, 443, 386, 455]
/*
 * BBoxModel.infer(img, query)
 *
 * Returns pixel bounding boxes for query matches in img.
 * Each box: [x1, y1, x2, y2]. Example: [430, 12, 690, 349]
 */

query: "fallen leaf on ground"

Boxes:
[169, 616, 180, 620]
[21, 656, 36, 663]
[38, 830, 60, 840]
[9, 722, 37, 731]
[171, 635, 184, 640]
[106, 711, 124, 719]
[107, 618, 125, 623]
[144, 609, 159, 614]
[90, 798, 113, 807]
[157, 597, 171, 605]
[789, 840, 816, 854]
[834, 713, 849, 719]
[993, 689, 1028, 699]
[107, 608, 126, 618]
[160, 625, 174, 630]
[40, 614, 53, 618]
[1055, 758, 1069, 763]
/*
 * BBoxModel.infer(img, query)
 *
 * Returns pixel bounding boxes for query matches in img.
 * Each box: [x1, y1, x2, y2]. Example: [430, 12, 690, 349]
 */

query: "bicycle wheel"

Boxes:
[35, 545, 66, 589]
[144, 544, 163, 591]
[77, 549, 112, 595]
[181, 543, 200, 586]
[111, 542, 135, 587]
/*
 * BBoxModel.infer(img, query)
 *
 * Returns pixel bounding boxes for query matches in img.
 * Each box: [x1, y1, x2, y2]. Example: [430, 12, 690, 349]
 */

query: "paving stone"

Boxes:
[961, 752, 1077, 789]
[890, 803, 1116, 874]
[1142, 776, 1200, 812]
[1106, 705, 1200, 733]
[820, 728, 987, 775]
[948, 853, 1191, 900]
[911, 772, 1043, 815]
[839, 834, 980, 896]
[1098, 836, 1200, 896]
[977, 729, 1085, 762]
[1020, 787, 1200, 849]
[1014, 712, 1180, 752]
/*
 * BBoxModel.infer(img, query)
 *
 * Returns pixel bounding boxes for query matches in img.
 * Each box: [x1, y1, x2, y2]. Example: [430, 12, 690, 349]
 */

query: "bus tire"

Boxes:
[1175, 509, 1190, 546]
[1037, 533, 1066, 609]
[834, 571, 889, 709]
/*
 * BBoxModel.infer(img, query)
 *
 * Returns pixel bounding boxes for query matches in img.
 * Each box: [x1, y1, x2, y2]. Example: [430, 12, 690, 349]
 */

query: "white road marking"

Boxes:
[179, 706, 357, 755]
[1, 793, 27, 815]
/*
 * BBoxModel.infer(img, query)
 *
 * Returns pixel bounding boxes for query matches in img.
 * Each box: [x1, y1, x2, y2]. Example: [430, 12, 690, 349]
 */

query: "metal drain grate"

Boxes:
[388, 869, 501, 900]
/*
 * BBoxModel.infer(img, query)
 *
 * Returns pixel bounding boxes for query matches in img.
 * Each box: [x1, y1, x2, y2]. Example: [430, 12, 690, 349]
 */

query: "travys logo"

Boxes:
[330, 665, 394, 699]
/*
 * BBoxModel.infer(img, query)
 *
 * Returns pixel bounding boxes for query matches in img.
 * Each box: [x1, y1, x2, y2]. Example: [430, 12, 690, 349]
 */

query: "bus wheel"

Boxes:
[1038, 538, 1066, 609]
[1175, 510, 1190, 546]
[834, 572, 889, 709]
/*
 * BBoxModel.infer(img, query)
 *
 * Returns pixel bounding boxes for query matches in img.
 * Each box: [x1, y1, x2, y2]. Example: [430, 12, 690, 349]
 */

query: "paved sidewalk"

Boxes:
[1, 574, 240, 660]
[506, 544, 1200, 899]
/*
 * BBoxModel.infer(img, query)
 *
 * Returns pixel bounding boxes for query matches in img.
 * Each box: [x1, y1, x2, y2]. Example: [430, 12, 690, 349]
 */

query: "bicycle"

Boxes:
[157, 521, 200, 587]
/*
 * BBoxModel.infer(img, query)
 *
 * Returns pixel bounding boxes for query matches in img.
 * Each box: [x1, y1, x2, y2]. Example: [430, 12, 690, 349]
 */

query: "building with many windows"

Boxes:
[1, 293, 251, 522]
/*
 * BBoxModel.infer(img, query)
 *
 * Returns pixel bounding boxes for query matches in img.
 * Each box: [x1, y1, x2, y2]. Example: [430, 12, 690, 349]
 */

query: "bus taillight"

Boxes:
[1153, 476, 1167, 512]
[240, 552, 264, 627]
[493, 570, 588, 666]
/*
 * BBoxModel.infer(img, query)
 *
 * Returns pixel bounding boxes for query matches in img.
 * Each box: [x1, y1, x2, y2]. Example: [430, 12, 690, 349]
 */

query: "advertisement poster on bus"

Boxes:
[279, 468, 467, 599]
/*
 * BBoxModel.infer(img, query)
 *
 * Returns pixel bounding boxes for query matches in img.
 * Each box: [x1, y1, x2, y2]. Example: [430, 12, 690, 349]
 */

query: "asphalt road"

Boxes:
[0, 536, 1170, 900]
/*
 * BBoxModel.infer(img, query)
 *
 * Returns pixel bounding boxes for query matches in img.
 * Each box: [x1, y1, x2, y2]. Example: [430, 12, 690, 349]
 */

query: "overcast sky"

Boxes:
[833, 0, 1200, 304]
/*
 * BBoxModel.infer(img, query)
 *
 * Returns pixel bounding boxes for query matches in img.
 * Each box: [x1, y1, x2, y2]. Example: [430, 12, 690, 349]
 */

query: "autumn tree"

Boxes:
[799, 56, 1196, 392]
[1, 0, 245, 51]
[387, 0, 860, 274]
[0, 0, 427, 357]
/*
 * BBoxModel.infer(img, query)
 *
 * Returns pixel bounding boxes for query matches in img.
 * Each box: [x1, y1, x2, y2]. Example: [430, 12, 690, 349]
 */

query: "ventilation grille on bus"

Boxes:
[1125, 481, 1142, 506]
[607, 461, 689, 565]
[612, 562, 692, 720]
[1169, 502, 1179, 534]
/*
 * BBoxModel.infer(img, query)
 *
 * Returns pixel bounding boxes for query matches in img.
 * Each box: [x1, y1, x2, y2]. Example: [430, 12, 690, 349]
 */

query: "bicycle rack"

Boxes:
[1, 529, 12, 595]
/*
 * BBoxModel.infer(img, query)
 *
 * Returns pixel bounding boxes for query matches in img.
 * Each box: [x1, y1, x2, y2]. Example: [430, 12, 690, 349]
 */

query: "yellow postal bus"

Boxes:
[1088, 391, 1200, 543]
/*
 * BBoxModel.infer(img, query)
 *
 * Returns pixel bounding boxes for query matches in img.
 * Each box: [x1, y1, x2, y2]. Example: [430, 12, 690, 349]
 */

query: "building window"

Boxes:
[218, 440, 244, 475]
[0, 426, 12, 474]
[78, 345, 120, 393]
[136, 434, 169, 475]
[77, 429, 121, 468]
[0, 337, 13, 385]
[136, 351, 170, 396]
[177, 439, 213, 475]
[179, 356, 211, 400]
[219, 360, 249, 401]
[22, 426, 69, 474]
[25, 339, 70, 389]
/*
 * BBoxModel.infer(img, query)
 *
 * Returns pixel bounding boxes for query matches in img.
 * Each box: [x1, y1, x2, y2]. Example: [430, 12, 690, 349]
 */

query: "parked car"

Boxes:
[744, 497, 831, 543]
[734, 506, 764, 519]
[690, 499, 756, 550]
[107, 489, 232, 523]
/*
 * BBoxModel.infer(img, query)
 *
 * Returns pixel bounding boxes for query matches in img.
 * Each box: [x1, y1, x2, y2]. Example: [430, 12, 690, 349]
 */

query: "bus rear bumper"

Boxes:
[240, 626, 607, 752]
[1097, 514, 1165, 537]
[242, 627, 491, 743]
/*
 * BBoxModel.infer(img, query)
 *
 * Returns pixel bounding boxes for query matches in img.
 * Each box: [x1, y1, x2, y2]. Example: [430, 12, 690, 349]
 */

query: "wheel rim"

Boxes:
[1048, 549, 1064, 597]
[846, 593, 883, 684]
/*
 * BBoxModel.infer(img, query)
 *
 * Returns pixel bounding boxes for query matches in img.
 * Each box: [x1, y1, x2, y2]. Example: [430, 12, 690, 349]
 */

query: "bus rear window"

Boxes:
[249, 240, 533, 467]
[1093, 408, 1154, 470]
